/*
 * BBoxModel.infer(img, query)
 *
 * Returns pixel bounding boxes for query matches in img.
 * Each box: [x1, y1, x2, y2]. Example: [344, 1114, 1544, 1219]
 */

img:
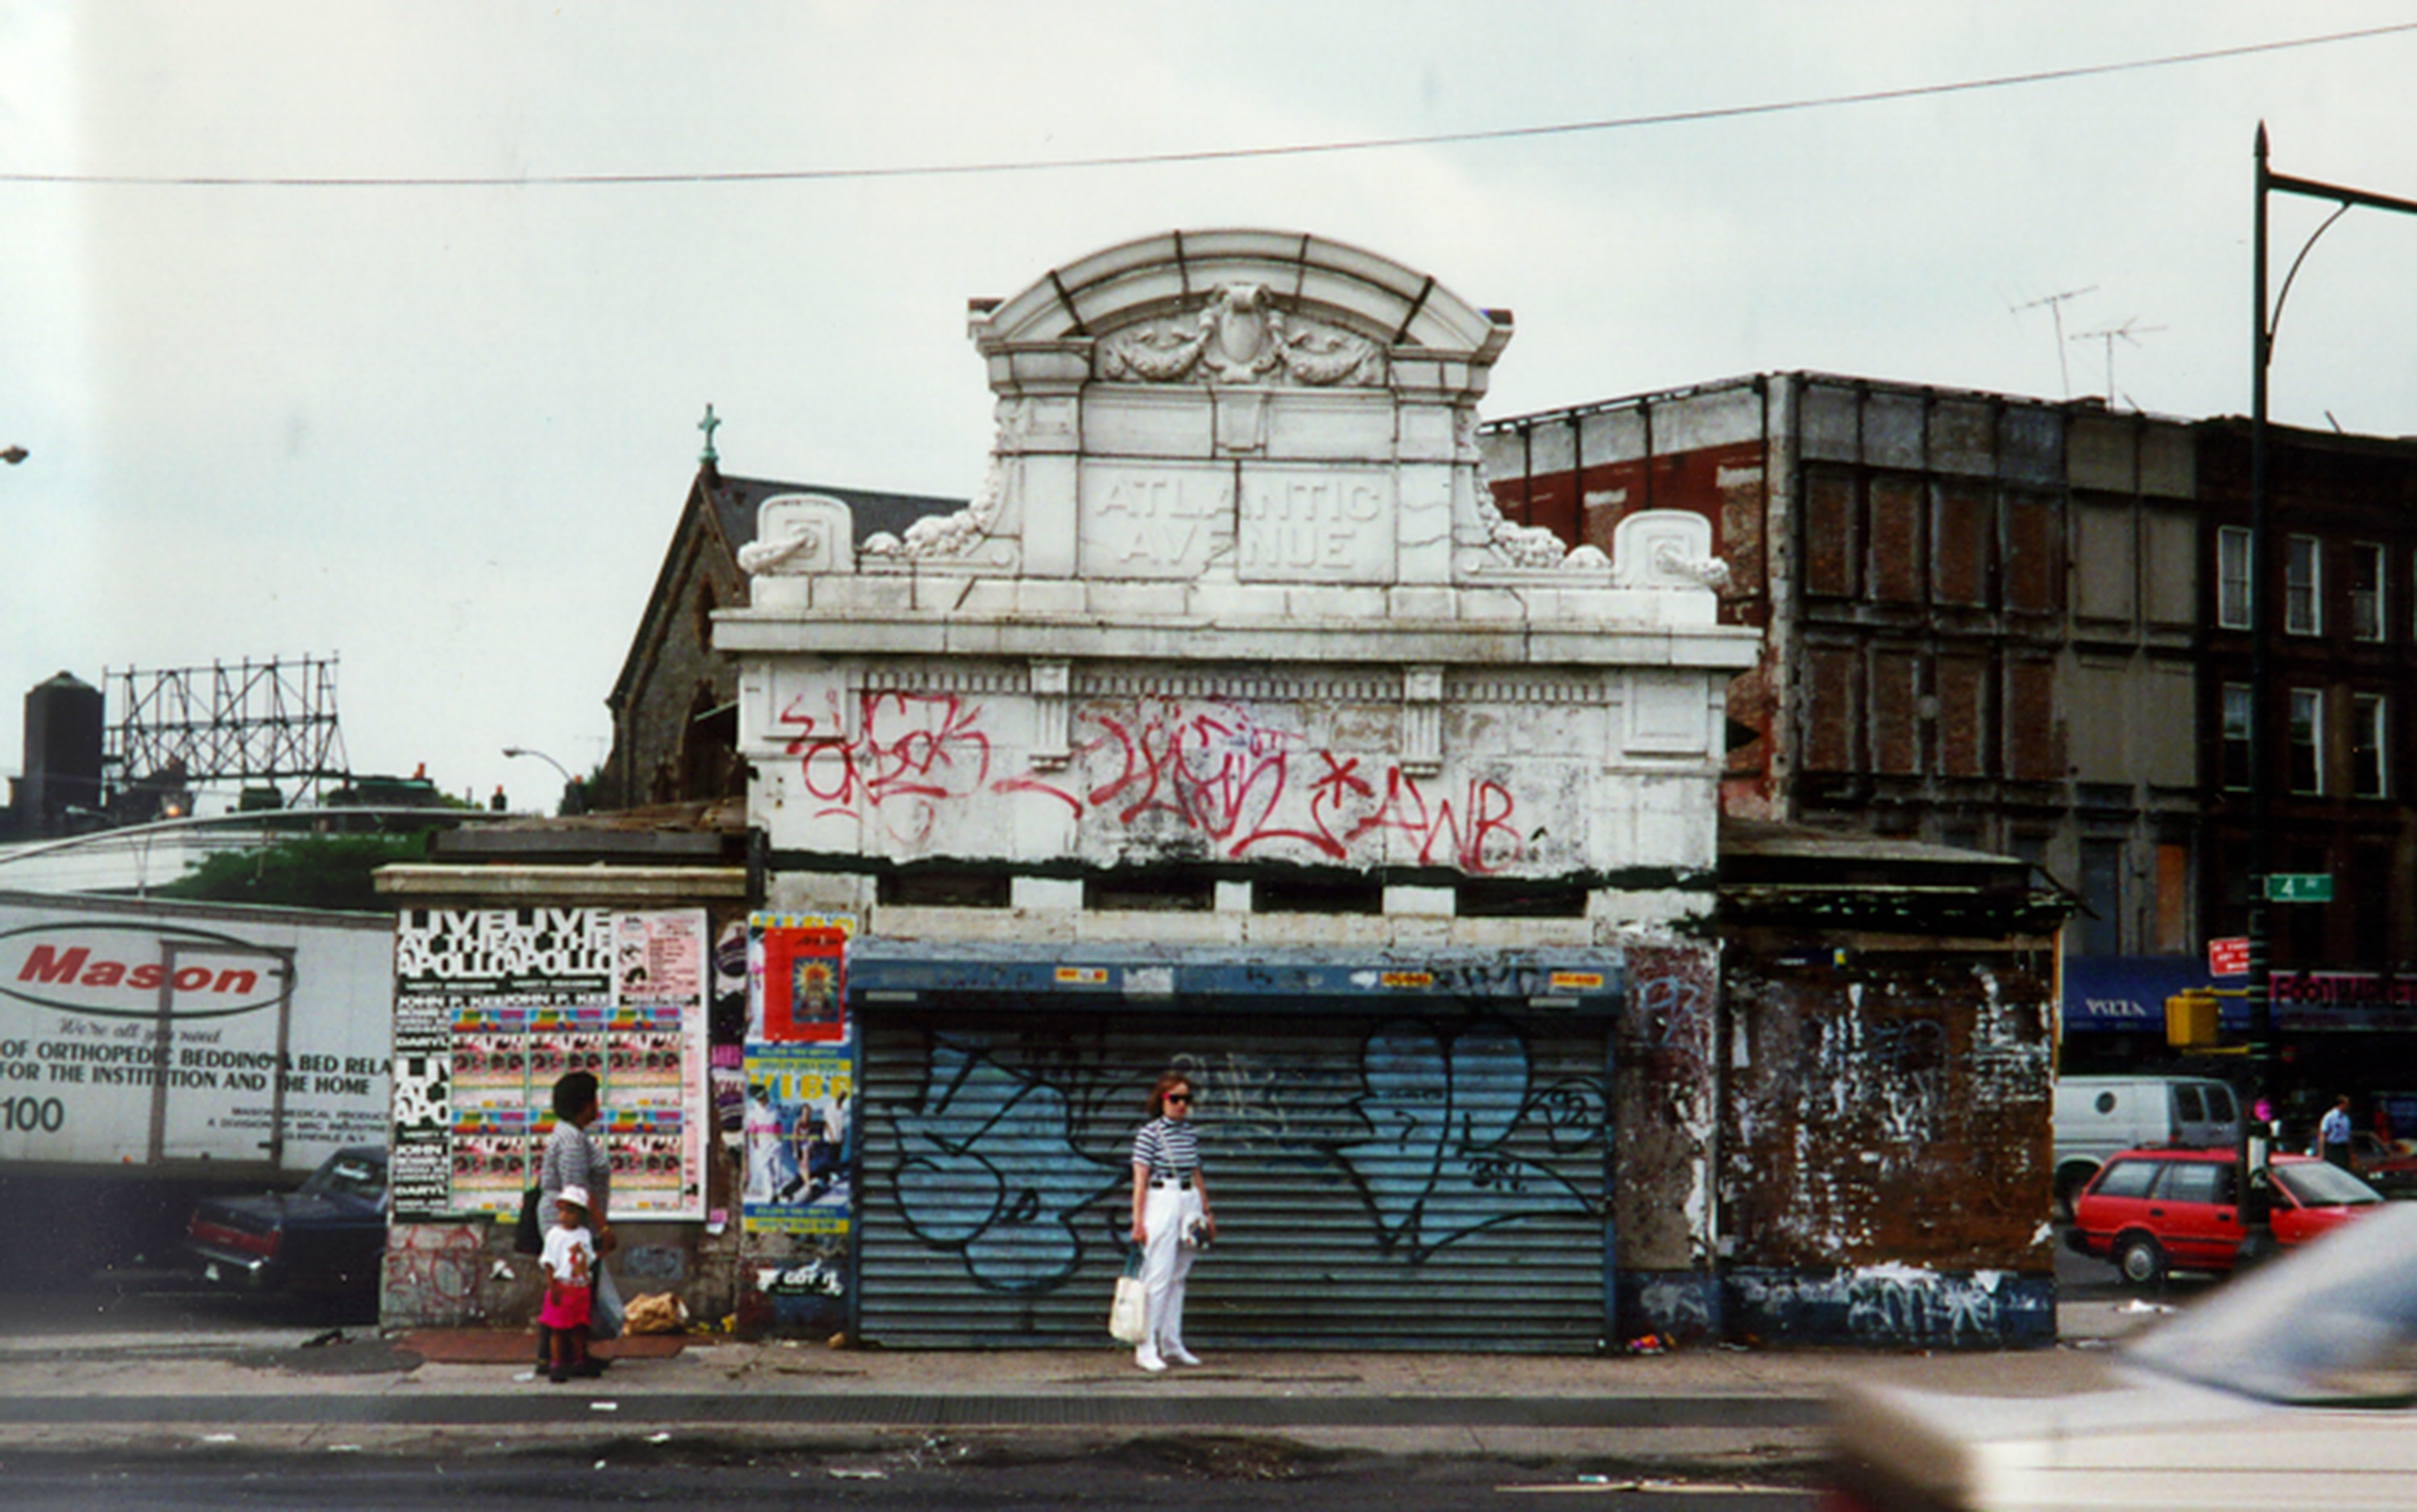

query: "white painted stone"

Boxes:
[1011, 876, 1084, 912]
[1016, 580, 1088, 616]
[723, 230, 1756, 906]
[1082, 391, 1213, 458]
[1384, 885, 1456, 917]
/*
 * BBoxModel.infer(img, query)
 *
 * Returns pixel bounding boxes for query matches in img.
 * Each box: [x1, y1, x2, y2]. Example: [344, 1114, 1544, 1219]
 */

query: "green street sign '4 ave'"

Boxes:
[2265, 873, 2334, 903]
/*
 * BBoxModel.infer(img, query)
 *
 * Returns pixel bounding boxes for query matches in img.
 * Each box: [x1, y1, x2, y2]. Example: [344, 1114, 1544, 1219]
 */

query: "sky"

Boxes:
[3, 2, 2415, 813]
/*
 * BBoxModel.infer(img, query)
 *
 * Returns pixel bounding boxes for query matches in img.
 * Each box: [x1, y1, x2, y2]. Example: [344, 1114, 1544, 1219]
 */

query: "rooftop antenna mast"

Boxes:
[2011, 285, 2097, 399]
[2069, 317, 2166, 408]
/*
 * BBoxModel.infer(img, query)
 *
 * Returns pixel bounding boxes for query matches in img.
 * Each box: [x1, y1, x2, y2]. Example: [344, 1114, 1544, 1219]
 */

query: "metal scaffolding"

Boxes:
[107, 655, 351, 805]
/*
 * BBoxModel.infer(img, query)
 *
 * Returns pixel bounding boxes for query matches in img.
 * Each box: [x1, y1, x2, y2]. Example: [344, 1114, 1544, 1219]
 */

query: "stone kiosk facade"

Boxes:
[715, 230, 1759, 1351]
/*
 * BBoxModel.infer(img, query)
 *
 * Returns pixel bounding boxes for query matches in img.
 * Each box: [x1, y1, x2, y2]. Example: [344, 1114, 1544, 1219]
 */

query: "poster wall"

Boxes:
[740, 1042, 854, 1233]
[742, 912, 855, 1237]
[392, 907, 710, 1221]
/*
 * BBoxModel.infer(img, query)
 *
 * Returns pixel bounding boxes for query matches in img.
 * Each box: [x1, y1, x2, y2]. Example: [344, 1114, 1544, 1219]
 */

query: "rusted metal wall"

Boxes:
[1713, 946, 2056, 1347]
[1722, 950, 2051, 1269]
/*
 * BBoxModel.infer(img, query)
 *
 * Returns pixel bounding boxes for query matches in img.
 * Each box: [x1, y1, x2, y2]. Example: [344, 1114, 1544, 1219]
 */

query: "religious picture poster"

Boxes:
[747, 912, 854, 1044]
[741, 1043, 854, 1233]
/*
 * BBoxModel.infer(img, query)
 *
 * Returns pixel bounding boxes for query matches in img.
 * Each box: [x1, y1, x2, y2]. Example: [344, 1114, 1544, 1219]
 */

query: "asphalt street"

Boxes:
[0, 1221, 2208, 1512]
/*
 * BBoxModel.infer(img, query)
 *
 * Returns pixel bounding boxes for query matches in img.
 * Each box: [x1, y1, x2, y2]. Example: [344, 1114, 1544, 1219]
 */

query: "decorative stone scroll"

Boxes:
[859, 460, 1008, 565]
[737, 495, 856, 576]
[1611, 511, 1731, 591]
[1097, 284, 1385, 388]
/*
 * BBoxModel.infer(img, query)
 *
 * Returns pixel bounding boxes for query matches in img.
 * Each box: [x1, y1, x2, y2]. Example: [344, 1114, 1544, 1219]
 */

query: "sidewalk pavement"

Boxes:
[0, 1296, 2183, 1473]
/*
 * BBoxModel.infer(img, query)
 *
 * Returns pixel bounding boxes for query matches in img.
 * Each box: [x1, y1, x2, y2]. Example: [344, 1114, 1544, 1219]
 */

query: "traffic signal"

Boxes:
[2166, 988, 2220, 1048]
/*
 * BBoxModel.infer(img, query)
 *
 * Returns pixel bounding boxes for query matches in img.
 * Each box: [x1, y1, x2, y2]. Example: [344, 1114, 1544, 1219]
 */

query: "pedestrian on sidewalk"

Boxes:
[541, 1071, 624, 1358]
[539, 1184, 598, 1383]
[2319, 1094, 2356, 1168]
[1129, 1070, 1215, 1373]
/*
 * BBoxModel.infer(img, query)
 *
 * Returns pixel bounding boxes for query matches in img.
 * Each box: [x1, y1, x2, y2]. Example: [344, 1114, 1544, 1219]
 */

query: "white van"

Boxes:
[2053, 1074, 2243, 1211]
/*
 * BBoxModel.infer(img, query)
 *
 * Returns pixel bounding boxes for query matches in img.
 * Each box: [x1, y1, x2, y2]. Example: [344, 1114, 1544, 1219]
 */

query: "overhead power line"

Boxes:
[5, 22, 2412, 189]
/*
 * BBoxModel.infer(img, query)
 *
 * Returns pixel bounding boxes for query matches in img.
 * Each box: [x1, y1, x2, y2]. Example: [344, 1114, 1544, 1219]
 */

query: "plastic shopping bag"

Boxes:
[1109, 1249, 1146, 1344]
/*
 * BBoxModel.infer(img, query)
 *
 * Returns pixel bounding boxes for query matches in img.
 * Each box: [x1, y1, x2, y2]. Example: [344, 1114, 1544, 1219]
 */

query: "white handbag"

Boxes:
[1109, 1249, 1146, 1344]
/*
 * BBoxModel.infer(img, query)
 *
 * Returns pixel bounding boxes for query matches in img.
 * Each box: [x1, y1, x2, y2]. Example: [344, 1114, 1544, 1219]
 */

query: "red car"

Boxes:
[2067, 1145, 2382, 1286]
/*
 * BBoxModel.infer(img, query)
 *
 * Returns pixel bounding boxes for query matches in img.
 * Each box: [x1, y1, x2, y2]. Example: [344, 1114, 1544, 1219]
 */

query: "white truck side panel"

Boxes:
[0, 892, 393, 1175]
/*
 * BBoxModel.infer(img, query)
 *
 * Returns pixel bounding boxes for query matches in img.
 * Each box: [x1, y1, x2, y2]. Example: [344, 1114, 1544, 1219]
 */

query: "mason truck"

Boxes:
[0, 889, 393, 1273]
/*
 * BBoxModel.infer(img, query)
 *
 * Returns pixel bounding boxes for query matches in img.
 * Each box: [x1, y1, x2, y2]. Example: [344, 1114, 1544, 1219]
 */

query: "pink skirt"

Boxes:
[539, 1285, 592, 1330]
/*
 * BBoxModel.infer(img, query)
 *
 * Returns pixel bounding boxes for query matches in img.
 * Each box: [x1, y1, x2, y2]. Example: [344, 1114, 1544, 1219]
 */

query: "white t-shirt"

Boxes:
[541, 1223, 596, 1289]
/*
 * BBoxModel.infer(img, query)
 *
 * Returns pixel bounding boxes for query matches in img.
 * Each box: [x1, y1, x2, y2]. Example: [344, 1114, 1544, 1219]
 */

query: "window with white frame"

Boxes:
[2353, 544, 2386, 642]
[2289, 688, 2324, 793]
[2286, 535, 2322, 636]
[2217, 526, 2253, 629]
[2353, 694, 2387, 798]
[2222, 683, 2254, 791]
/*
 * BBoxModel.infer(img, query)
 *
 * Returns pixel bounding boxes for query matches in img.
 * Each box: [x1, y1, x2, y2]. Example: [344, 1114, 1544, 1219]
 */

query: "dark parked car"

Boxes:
[187, 1145, 388, 1295]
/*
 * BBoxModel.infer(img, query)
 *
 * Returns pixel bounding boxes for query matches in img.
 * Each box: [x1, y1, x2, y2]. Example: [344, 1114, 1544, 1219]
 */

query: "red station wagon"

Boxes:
[2068, 1145, 2384, 1286]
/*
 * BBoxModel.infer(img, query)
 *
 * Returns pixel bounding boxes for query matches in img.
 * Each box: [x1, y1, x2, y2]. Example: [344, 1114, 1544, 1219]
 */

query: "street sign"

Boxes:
[2208, 936, 2250, 976]
[2264, 873, 2334, 903]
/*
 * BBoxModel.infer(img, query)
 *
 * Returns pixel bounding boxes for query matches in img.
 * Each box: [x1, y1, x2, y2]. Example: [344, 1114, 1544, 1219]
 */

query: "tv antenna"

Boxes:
[2010, 285, 2097, 398]
[2069, 317, 2166, 407]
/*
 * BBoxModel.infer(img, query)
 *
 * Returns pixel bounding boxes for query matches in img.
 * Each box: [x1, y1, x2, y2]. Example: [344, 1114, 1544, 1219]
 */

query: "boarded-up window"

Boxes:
[2154, 843, 2191, 954]
[2073, 503, 2136, 623]
[2068, 661, 2127, 781]
[1804, 468, 1857, 598]
[2144, 665, 2196, 789]
[1936, 655, 1987, 777]
[1871, 650, 1921, 775]
[2005, 658, 2060, 781]
[2004, 493, 2062, 614]
[2143, 510, 2196, 627]
[1803, 646, 1859, 773]
[1869, 476, 1925, 603]
[1933, 483, 1989, 607]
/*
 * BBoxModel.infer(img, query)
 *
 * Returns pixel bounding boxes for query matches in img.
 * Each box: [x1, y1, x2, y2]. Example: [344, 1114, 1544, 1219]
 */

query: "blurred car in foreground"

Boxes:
[186, 1145, 387, 1295]
[1829, 1201, 2417, 1510]
[2067, 1145, 2382, 1286]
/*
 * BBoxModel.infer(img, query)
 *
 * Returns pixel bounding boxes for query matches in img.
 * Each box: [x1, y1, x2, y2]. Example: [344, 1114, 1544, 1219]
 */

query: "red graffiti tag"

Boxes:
[1344, 770, 1522, 872]
[780, 689, 1525, 872]
[781, 690, 993, 843]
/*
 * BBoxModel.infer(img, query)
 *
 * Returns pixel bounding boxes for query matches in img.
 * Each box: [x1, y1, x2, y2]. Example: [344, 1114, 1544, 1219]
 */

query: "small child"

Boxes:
[537, 1184, 598, 1384]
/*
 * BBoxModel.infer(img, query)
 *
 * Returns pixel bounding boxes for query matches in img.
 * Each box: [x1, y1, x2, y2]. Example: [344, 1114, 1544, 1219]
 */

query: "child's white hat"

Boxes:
[558, 1184, 591, 1210]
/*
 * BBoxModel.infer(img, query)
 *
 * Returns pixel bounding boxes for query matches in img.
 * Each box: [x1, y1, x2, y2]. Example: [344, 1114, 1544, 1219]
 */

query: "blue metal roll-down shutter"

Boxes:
[848, 945, 1619, 1353]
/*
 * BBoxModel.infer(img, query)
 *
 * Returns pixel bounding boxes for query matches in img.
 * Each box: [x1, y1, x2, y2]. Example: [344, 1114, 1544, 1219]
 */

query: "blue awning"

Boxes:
[2061, 955, 2236, 1034]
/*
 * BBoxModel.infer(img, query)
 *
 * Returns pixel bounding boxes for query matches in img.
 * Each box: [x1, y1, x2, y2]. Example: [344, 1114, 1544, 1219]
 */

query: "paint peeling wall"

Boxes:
[1615, 944, 1719, 1273]
[1720, 951, 2052, 1273]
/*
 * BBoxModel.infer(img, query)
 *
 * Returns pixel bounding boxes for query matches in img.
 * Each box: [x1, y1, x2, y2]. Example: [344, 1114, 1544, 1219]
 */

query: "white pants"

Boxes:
[1139, 1182, 1201, 1355]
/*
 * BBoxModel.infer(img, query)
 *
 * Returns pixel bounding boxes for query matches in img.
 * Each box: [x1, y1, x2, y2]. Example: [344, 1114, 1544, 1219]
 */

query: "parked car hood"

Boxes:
[194, 1190, 379, 1228]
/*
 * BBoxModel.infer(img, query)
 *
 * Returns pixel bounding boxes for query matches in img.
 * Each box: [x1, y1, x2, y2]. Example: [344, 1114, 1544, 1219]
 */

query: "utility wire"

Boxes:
[6, 21, 2413, 188]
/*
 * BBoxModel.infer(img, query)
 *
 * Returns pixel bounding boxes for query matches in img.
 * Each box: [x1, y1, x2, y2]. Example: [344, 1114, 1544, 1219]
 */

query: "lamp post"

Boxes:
[2244, 126, 2417, 1245]
[501, 745, 582, 814]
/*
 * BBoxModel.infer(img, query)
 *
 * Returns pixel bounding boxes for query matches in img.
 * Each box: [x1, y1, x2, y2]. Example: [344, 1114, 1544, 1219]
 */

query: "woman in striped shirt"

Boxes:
[1128, 1071, 1216, 1372]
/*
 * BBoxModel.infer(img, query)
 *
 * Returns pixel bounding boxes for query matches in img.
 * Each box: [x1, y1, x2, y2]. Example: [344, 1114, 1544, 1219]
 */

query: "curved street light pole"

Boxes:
[501, 745, 579, 814]
[2243, 126, 2417, 1245]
